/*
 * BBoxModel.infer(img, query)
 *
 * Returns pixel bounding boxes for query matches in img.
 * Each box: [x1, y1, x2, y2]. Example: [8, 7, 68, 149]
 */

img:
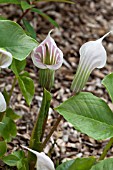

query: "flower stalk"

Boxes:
[7, 76, 17, 106]
[99, 137, 113, 161]
[28, 89, 52, 168]
[28, 30, 63, 169]
[42, 114, 63, 149]
[39, 69, 55, 91]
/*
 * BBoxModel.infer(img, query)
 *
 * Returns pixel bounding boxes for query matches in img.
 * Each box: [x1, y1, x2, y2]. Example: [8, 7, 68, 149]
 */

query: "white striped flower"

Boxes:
[0, 48, 12, 69]
[31, 30, 63, 70]
[71, 32, 111, 93]
[0, 92, 6, 112]
[22, 146, 55, 170]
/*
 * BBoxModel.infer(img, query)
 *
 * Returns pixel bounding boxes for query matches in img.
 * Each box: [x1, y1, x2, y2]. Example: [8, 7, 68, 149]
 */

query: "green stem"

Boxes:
[39, 69, 55, 91]
[99, 137, 113, 161]
[17, 9, 30, 24]
[7, 76, 17, 106]
[42, 115, 63, 149]
[0, 112, 5, 122]
[28, 89, 52, 169]
[41, 113, 48, 141]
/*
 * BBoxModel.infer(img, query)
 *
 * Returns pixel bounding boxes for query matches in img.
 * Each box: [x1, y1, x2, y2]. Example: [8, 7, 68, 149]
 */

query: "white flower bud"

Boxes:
[31, 30, 63, 70]
[22, 146, 55, 170]
[71, 32, 111, 93]
[0, 48, 12, 68]
[0, 92, 6, 112]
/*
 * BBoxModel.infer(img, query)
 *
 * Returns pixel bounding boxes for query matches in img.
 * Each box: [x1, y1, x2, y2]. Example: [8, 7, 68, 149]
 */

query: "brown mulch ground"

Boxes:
[1, 0, 113, 169]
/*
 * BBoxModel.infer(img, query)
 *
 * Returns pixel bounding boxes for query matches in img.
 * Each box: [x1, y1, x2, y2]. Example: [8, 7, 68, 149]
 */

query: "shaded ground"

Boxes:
[1, 0, 113, 169]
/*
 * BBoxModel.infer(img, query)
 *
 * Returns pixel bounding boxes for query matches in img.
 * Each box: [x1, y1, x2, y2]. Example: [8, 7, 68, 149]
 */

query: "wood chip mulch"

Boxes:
[1, 0, 113, 168]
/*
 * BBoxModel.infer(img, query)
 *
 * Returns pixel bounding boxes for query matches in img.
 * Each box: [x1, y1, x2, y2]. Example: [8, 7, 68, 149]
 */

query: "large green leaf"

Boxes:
[90, 158, 113, 170]
[102, 73, 113, 103]
[0, 0, 19, 4]
[0, 20, 37, 60]
[18, 73, 35, 105]
[55, 92, 113, 140]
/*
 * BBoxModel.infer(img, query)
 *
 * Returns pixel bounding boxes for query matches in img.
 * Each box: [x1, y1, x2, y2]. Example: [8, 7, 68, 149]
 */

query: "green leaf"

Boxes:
[68, 157, 96, 170]
[56, 157, 96, 170]
[2, 150, 28, 169]
[21, 1, 34, 10]
[102, 73, 113, 103]
[13, 150, 25, 160]
[55, 92, 113, 140]
[11, 59, 26, 76]
[31, 8, 59, 28]
[17, 158, 29, 170]
[0, 141, 7, 157]
[2, 155, 19, 166]
[0, 0, 19, 4]
[20, 71, 30, 77]
[0, 117, 17, 142]
[18, 74, 35, 105]
[6, 108, 21, 120]
[90, 158, 113, 170]
[23, 19, 36, 39]
[0, 20, 38, 60]
[56, 160, 75, 170]
[13, 151, 28, 170]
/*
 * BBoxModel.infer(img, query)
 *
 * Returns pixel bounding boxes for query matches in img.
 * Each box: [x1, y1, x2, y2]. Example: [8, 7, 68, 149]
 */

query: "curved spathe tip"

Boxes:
[98, 31, 111, 42]
[48, 29, 54, 37]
